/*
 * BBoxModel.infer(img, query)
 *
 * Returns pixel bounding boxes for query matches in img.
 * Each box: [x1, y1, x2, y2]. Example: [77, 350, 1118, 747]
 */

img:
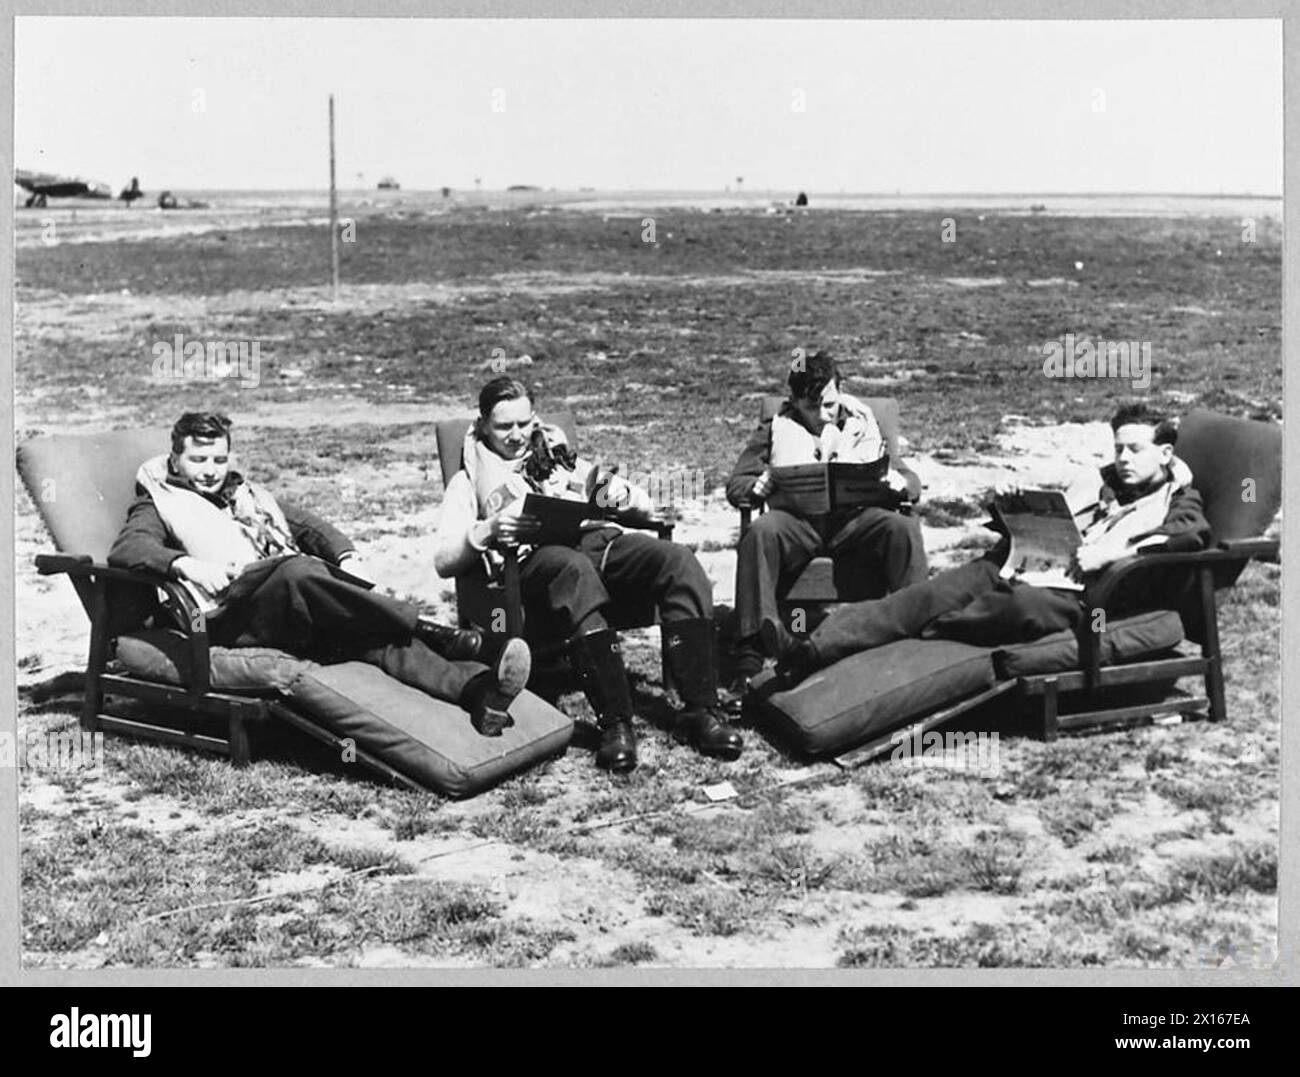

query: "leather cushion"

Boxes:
[285, 662, 573, 798]
[994, 609, 1185, 679]
[116, 628, 310, 692]
[759, 638, 996, 758]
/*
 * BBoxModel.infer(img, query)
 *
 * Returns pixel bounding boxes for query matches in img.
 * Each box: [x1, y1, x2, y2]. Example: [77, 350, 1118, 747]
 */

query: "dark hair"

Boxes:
[1110, 402, 1178, 446]
[478, 376, 533, 419]
[788, 350, 840, 402]
[171, 412, 232, 454]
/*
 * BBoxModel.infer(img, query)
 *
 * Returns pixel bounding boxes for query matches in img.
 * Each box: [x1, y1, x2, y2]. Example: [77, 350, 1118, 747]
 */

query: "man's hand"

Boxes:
[487, 506, 541, 548]
[172, 556, 237, 595]
[884, 468, 910, 495]
[1074, 541, 1129, 576]
[749, 469, 774, 502]
[993, 479, 1024, 499]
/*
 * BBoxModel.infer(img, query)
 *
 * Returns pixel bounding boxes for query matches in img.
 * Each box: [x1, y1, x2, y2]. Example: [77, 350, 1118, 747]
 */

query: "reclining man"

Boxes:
[726, 351, 927, 686]
[109, 412, 530, 736]
[761, 402, 1211, 687]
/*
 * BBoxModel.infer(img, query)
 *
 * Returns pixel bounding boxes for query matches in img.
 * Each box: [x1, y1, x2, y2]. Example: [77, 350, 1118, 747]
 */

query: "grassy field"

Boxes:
[14, 205, 1281, 969]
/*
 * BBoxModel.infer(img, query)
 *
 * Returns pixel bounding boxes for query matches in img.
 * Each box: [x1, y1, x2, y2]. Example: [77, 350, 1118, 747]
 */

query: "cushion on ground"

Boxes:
[115, 628, 574, 797]
[994, 609, 1185, 679]
[284, 662, 573, 798]
[760, 638, 996, 758]
[116, 628, 311, 692]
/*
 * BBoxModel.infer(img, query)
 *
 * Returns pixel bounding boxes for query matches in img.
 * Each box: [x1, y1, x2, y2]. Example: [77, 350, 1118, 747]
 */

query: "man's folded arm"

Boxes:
[725, 421, 772, 509]
[107, 494, 185, 578]
[1133, 487, 1212, 555]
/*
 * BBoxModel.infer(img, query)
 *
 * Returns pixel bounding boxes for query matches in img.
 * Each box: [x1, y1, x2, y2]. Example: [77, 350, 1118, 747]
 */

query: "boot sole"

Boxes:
[673, 729, 743, 761]
[493, 638, 532, 700]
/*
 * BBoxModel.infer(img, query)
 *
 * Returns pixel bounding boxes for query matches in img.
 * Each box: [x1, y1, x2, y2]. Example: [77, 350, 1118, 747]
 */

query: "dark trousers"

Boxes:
[518, 527, 712, 638]
[809, 550, 1082, 666]
[734, 506, 928, 640]
[208, 555, 483, 702]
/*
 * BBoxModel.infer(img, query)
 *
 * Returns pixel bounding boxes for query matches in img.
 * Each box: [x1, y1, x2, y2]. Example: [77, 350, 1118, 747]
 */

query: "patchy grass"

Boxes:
[15, 205, 1279, 967]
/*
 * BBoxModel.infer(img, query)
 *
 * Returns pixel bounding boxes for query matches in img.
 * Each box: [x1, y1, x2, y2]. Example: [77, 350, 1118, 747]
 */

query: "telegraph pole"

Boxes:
[329, 94, 339, 301]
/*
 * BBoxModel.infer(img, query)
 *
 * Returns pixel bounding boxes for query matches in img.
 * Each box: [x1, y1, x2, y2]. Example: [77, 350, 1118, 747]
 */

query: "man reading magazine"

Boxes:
[760, 402, 1211, 688]
[725, 351, 925, 687]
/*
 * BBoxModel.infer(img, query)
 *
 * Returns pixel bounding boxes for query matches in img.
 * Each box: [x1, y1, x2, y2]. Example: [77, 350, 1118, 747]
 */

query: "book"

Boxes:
[766, 456, 893, 516]
[990, 489, 1085, 591]
[520, 493, 597, 547]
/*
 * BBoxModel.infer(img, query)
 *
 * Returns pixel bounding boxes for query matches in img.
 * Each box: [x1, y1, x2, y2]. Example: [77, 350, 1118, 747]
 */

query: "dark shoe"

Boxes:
[414, 615, 483, 661]
[460, 637, 530, 736]
[720, 634, 766, 714]
[596, 719, 638, 773]
[568, 628, 638, 773]
[662, 618, 744, 760]
[674, 707, 743, 760]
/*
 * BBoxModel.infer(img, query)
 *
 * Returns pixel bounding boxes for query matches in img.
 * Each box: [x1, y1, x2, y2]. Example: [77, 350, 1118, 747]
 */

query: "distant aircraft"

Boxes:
[15, 168, 114, 207]
[118, 177, 144, 205]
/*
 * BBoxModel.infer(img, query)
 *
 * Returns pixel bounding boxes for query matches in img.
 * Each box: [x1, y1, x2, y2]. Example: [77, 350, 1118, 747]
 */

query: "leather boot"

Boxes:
[414, 615, 484, 661]
[459, 637, 530, 736]
[662, 618, 744, 761]
[568, 628, 638, 773]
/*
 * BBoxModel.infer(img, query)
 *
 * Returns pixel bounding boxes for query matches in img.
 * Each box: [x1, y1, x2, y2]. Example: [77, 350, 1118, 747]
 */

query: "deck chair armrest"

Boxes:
[1084, 545, 1269, 612]
[613, 516, 675, 541]
[34, 554, 213, 696]
[1216, 537, 1279, 562]
[153, 582, 213, 697]
[35, 554, 161, 586]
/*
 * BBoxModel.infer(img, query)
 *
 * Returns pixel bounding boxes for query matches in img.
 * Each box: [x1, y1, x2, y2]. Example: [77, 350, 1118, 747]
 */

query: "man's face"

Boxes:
[482, 397, 537, 460]
[790, 381, 840, 434]
[171, 435, 232, 495]
[1112, 423, 1173, 488]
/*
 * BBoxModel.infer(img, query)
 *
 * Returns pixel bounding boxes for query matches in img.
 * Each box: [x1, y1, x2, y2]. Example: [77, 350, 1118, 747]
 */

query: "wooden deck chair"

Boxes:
[735, 395, 922, 623]
[434, 411, 678, 679]
[1025, 407, 1282, 738]
[16, 429, 574, 794]
[756, 409, 1281, 766]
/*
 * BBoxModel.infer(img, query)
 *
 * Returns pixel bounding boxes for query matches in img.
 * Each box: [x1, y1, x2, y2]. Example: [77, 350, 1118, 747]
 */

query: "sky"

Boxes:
[13, 17, 1283, 194]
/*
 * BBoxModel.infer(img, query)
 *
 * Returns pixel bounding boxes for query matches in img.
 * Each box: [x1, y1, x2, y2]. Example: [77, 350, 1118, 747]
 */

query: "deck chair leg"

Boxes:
[1198, 565, 1226, 723]
[1041, 677, 1060, 742]
[81, 582, 112, 735]
[229, 713, 251, 766]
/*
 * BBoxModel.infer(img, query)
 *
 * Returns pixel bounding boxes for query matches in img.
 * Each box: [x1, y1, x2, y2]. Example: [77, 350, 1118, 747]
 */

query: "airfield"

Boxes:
[13, 190, 1282, 968]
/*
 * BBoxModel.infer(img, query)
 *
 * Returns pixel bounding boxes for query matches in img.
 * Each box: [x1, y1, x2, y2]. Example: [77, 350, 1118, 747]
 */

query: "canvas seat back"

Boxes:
[17, 428, 171, 563]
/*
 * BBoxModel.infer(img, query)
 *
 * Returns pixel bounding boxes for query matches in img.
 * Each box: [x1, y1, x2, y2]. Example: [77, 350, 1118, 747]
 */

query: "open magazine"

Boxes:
[767, 456, 893, 516]
[519, 493, 596, 547]
[990, 489, 1085, 591]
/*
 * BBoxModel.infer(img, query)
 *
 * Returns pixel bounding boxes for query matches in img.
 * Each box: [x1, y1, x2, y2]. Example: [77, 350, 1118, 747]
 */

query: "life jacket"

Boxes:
[1076, 457, 1194, 548]
[136, 454, 297, 610]
[769, 393, 886, 466]
[460, 422, 588, 515]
